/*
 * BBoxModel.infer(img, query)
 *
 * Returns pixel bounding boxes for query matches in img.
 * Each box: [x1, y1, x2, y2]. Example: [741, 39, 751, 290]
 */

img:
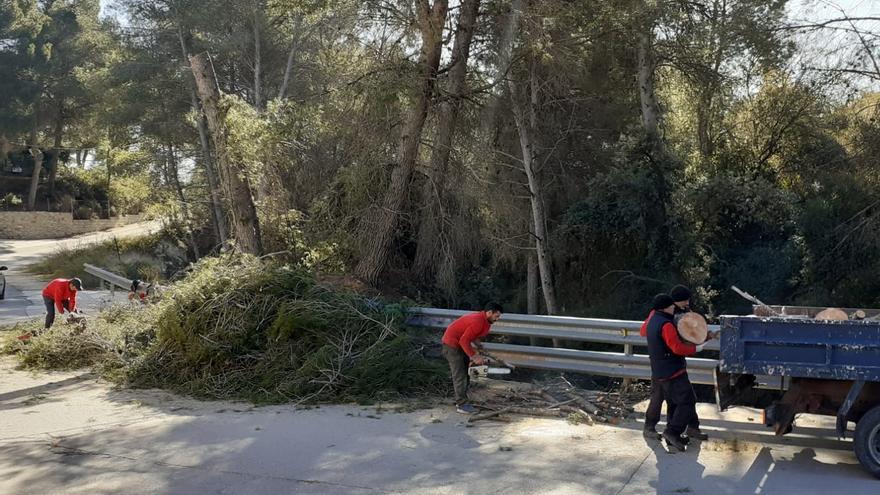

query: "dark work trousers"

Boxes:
[645, 379, 700, 431]
[658, 373, 698, 437]
[44, 296, 69, 329]
[442, 344, 471, 405]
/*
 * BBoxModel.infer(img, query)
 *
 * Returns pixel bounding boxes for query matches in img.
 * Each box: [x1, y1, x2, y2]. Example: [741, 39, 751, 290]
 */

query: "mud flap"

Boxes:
[714, 366, 757, 411]
[837, 380, 865, 439]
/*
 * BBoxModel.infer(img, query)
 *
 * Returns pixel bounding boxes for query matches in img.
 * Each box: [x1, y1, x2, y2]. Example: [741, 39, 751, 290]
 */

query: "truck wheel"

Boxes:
[854, 405, 880, 479]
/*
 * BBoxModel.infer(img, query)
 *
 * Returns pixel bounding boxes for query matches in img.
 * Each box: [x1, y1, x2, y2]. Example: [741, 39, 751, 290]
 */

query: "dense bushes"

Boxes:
[4, 255, 447, 404]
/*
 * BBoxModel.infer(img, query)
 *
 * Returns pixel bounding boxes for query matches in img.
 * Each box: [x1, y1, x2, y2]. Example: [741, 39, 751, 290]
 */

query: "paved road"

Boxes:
[0, 358, 876, 495]
[1, 223, 878, 493]
[0, 222, 161, 325]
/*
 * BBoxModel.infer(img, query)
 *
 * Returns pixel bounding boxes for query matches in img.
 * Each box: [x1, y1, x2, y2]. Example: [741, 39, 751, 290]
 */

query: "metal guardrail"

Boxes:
[83, 263, 132, 295]
[408, 307, 784, 388]
[83, 263, 166, 301]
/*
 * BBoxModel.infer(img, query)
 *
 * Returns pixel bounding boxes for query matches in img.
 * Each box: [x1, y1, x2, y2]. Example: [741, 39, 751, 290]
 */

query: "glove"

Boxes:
[695, 343, 706, 352]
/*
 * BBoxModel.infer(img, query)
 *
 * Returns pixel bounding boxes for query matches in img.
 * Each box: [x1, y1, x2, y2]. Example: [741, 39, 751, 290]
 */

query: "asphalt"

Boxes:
[0, 222, 161, 325]
[0, 359, 876, 495]
[1, 223, 878, 493]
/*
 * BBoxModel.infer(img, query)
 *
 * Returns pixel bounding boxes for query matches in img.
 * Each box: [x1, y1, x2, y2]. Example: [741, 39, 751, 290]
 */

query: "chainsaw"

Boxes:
[468, 351, 515, 378]
[468, 365, 512, 378]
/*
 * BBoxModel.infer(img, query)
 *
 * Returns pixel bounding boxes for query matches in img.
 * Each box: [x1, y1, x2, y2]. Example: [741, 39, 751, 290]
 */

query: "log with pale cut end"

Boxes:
[815, 308, 848, 321]
[677, 312, 708, 344]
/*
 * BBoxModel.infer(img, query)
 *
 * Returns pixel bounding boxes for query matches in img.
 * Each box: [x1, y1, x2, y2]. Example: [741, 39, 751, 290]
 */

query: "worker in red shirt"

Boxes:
[441, 302, 503, 414]
[42, 278, 83, 329]
[645, 293, 706, 451]
[642, 285, 707, 441]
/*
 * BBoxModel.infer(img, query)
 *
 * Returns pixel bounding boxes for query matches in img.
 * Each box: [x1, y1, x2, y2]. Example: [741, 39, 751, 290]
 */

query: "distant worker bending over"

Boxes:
[42, 277, 83, 329]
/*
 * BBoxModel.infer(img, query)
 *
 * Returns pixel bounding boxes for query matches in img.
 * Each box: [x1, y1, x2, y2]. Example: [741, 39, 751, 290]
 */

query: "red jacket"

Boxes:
[640, 310, 655, 337]
[442, 312, 492, 357]
[42, 279, 78, 313]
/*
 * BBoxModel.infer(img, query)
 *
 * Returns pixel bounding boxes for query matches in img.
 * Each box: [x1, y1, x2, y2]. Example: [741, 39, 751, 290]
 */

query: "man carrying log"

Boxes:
[645, 294, 706, 451]
[641, 285, 708, 441]
[441, 302, 503, 414]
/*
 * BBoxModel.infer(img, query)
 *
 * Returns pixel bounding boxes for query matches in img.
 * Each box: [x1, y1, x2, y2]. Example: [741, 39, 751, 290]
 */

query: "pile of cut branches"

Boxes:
[466, 376, 643, 425]
[2, 254, 448, 405]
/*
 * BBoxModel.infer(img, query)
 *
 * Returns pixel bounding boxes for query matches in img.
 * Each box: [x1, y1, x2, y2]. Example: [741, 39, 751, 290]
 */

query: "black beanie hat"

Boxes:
[652, 293, 675, 310]
[670, 285, 692, 302]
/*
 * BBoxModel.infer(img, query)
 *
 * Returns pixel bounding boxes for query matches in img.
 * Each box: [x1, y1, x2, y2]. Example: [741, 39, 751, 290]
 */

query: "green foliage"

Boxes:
[123, 255, 447, 403]
[0, 193, 23, 209]
[25, 233, 187, 286]
[5, 255, 447, 404]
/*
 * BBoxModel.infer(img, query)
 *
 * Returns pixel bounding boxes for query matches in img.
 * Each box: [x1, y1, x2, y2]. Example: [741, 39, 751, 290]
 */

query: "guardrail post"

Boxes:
[622, 328, 633, 390]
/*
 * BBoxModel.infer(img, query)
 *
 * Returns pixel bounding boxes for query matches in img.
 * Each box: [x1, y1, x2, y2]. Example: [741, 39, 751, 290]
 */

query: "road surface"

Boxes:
[0, 221, 161, 324]
[0, 357, 876, 495]
[1, 222, 877, 493]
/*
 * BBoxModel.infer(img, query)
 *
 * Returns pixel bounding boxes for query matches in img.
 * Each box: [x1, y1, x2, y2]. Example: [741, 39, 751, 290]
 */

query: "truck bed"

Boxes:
[720, 316, 880, 381]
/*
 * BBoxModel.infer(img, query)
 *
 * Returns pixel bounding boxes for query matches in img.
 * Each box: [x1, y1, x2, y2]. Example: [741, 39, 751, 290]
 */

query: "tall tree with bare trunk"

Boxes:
[190, 52, 264, 255]
[413, 0, 481, 286]
[355, 0, 449, 284]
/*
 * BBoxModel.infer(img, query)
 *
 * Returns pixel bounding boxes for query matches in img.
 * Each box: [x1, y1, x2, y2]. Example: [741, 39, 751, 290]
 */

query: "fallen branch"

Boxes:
[468, 406, 513, 423]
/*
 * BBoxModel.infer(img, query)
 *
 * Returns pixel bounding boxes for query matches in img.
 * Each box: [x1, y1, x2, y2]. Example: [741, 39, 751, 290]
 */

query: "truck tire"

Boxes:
[854, 405, 880, 479]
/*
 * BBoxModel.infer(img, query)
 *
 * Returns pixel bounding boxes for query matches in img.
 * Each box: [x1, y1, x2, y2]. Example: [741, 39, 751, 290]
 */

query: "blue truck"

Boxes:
[717, 306, 880, 478]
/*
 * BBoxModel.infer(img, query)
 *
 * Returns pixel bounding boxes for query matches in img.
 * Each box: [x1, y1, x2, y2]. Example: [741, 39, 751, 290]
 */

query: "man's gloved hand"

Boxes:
[695, 343, 706, 352]
[471, 355, 487, 366]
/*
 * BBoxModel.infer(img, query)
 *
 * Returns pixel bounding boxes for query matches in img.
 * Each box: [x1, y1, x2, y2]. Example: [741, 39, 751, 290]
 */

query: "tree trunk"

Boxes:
[637, 29, 662, 140]
[253, 1, 263, 111]
[413, 0, 481, 281]
[27, 148, 44, 211]
[696, 91, 714, 159]
[190, 52, 263, 255]
[355, 0, 449, 284]
[527, 253, 538, 314]
[509, 58, 558, 316]
[178, 26, 229, 246]
[166, 143, 201, 259]
[277, 19, 303, 100]
[47, 112, 63, 199]
[527, 252, 538, 345]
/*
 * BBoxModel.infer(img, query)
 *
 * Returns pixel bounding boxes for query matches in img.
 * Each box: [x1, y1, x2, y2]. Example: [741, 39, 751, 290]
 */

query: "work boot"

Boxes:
[686, 426, 708, 441]
[643, 427, 661, 440]
[456, 403, 477, 414]
[662, 431, 687, 452]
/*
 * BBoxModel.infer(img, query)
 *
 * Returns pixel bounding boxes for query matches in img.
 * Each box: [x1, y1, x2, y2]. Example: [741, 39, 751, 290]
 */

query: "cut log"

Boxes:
[677, 312, 708, 344]
[815, 308, 848, 321]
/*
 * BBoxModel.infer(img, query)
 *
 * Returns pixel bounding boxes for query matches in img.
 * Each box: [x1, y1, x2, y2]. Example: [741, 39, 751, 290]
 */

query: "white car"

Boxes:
[0, 266, 6, 300]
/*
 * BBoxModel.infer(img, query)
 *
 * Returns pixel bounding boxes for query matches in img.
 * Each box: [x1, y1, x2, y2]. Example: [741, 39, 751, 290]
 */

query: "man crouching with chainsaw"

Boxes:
[441, 302, 503, 414]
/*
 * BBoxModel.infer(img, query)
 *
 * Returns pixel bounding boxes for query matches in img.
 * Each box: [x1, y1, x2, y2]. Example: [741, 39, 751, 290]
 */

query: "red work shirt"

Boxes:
[442, 312, 492, 357]
[660, 318, 697, 380]
[640, 310, 655, 337]
[42, 279, 78, 313]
